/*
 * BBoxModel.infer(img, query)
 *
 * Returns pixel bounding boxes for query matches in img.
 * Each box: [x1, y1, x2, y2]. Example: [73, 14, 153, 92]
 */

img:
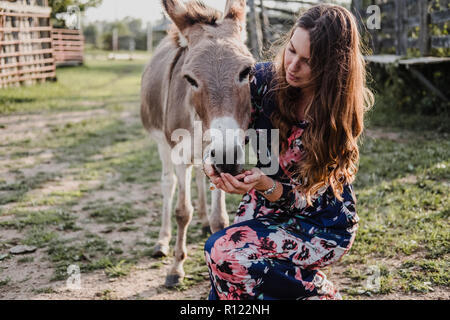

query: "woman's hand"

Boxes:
[215, 168, 265, 195]
[203, 161, 219, 182]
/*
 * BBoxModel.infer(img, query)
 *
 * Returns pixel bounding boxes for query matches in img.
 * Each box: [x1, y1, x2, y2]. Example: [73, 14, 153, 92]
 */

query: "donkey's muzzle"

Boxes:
[213, 163, 244, 177]
[210, 146, 245, 176]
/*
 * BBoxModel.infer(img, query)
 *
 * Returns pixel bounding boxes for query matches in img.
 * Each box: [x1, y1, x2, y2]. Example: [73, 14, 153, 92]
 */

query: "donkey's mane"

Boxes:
[167, 0, 222, 47]
[183, 0, 222, 26]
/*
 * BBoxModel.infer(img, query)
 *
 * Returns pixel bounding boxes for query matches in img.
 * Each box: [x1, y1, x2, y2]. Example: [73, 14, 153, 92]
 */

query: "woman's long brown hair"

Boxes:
[269, 4, 374, 205]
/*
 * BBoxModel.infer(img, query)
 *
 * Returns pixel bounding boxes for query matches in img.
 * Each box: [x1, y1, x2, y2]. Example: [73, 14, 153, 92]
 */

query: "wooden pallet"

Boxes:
[52, 28, 84, 66]
[0, 0, 55, 88]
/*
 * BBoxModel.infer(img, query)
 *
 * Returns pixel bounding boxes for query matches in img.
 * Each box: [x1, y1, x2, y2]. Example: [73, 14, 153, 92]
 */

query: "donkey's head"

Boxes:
[163, 0, 255, 176]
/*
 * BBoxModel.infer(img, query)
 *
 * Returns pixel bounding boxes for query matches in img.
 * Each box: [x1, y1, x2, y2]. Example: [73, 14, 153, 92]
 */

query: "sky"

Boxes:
[84, 0, 227, 25]
[83, 0, 351, 25]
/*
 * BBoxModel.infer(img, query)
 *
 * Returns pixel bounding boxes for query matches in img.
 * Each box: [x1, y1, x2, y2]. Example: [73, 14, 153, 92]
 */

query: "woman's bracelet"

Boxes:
[256, 177, 277, 196]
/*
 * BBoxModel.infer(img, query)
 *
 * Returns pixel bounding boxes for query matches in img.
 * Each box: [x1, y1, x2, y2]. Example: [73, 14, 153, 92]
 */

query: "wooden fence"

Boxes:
[0, 0, 55, 88]
[353, 0, 450, 56]
[245, 0, 449, 59]
[52, 28, 84, 66]
[246, 0, 350, 59]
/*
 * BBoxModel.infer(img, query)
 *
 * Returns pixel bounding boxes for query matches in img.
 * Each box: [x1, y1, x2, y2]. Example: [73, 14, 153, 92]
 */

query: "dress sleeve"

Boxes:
[271, 182, 358, 226]
[249, 62, 272, 129]
[271, 181, 322, 211]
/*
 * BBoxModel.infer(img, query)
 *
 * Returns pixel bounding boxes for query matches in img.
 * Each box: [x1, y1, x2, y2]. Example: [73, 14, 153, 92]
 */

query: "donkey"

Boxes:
[140, 0, 255, 287]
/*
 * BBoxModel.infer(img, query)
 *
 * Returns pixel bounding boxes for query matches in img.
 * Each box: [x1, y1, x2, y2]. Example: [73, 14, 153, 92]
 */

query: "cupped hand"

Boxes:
[215, 167, 265, 195]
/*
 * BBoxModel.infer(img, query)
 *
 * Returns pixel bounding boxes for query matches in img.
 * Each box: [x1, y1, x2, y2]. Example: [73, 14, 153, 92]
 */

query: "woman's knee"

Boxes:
[204, 228, 226, 255]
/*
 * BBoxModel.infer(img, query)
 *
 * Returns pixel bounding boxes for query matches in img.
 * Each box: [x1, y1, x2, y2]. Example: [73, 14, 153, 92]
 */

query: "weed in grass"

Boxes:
[95, 289, 116, 300]
[32, 287, 56, 294]
[0, 277, 11, 286]
[86, 202, 147, 224]
[118, 225, 139, 232]
[104, 260, 133, 278]
[398, 259, 449, 293]
[344, 267, 368, 281]
[150, 261, 163, 269]
[0, 171, 62, 206]
[17, 256, 34, 264]
[23, 226, 59, 248]
[0, 209, 77, 230]
[46, 236, 125, 281]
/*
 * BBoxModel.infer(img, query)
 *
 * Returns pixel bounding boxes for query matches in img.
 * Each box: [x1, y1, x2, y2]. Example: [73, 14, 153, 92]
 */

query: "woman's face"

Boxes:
[284, 27, 312, 88]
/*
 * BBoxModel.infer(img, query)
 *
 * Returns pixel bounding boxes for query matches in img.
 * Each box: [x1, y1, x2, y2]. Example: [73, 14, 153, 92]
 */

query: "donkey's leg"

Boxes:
[152, 140, 177, 258]
[209, 188, 229, 233]
[165, 164, 194, 287]
[194, 166, 210, 235]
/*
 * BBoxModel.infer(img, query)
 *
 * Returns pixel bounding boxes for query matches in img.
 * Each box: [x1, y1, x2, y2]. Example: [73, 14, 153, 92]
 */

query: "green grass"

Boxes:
[23, 226, 59, 248]
[0, 209, 77, 230]
[0, 56, 152, 286]
[339, 94, 450, 297]
[47, 235, 126, 281]
[0, 53, 448, 299]
[32, 287, 57, 294]
[0, 59, 145, 115]
[104, 260, 134, 278]
[84, 202, 147, 224]
[0, 277, 11, 287]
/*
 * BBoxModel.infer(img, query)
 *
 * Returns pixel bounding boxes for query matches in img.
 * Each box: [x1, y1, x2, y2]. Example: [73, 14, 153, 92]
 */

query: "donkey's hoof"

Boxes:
[152, 244, 169, 258]
[165, 274, 182, 288]
[202, 226, 211, 236]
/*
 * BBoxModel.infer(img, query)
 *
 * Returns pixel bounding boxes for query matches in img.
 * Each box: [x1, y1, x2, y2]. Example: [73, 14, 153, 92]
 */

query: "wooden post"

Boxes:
[247, 0, 262, 59]
[409, 67, 448, 102]
[112, 27, 118, 51]
[351, 0, 364, 33]
[259, 0, 269, 52]
[129, 37, 135, 52]
[147, 22, 153, 53]
[0, 7, 4, 88]
[395, 0, 408, 56]
[418, 0, 430, 56]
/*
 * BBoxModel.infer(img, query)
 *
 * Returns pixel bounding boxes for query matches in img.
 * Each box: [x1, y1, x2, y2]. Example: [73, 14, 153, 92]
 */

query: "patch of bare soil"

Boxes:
[364, 128, 408, 143]
[0, 105, 208, 299]
[0, 109, 107, 146]
[1, 108, 446, 300]
[1, 245, 210, 300]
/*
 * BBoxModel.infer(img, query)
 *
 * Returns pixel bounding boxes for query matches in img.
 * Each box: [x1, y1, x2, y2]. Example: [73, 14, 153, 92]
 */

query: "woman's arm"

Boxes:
[218, 169, 308, 209]
[208, 166, 358, 228]
[250, 174, 284, 203]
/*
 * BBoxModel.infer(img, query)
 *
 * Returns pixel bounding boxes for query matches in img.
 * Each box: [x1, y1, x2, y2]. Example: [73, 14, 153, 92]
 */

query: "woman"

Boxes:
[203, 4, 374, 300]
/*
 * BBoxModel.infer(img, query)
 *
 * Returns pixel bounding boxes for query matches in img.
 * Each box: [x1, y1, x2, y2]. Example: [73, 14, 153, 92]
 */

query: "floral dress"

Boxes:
[204, 62, 359, 300]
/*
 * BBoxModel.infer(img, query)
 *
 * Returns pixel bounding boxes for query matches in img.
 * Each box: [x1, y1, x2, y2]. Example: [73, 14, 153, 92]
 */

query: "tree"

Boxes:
[83, 24, 98, 47]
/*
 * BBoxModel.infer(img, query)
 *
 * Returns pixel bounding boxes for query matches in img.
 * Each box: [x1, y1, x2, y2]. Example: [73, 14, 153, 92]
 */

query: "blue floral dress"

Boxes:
[204, 62, 359, 300]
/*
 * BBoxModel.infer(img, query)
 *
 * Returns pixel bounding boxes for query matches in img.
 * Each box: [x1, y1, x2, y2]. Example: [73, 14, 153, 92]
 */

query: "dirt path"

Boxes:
[0, 106, 207, 300]
[0, 106, 447, 300]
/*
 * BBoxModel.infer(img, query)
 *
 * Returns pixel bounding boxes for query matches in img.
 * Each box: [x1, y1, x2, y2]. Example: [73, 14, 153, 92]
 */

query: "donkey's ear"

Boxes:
[223, 0, 247, 39]
[162, 0, 190, 32]
[223, 0, 246, 24]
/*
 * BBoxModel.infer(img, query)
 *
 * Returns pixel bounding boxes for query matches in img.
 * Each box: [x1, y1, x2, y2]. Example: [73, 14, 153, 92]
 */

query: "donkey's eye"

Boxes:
[239, 67, 253, 82]
[184, 75, 198, 88]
